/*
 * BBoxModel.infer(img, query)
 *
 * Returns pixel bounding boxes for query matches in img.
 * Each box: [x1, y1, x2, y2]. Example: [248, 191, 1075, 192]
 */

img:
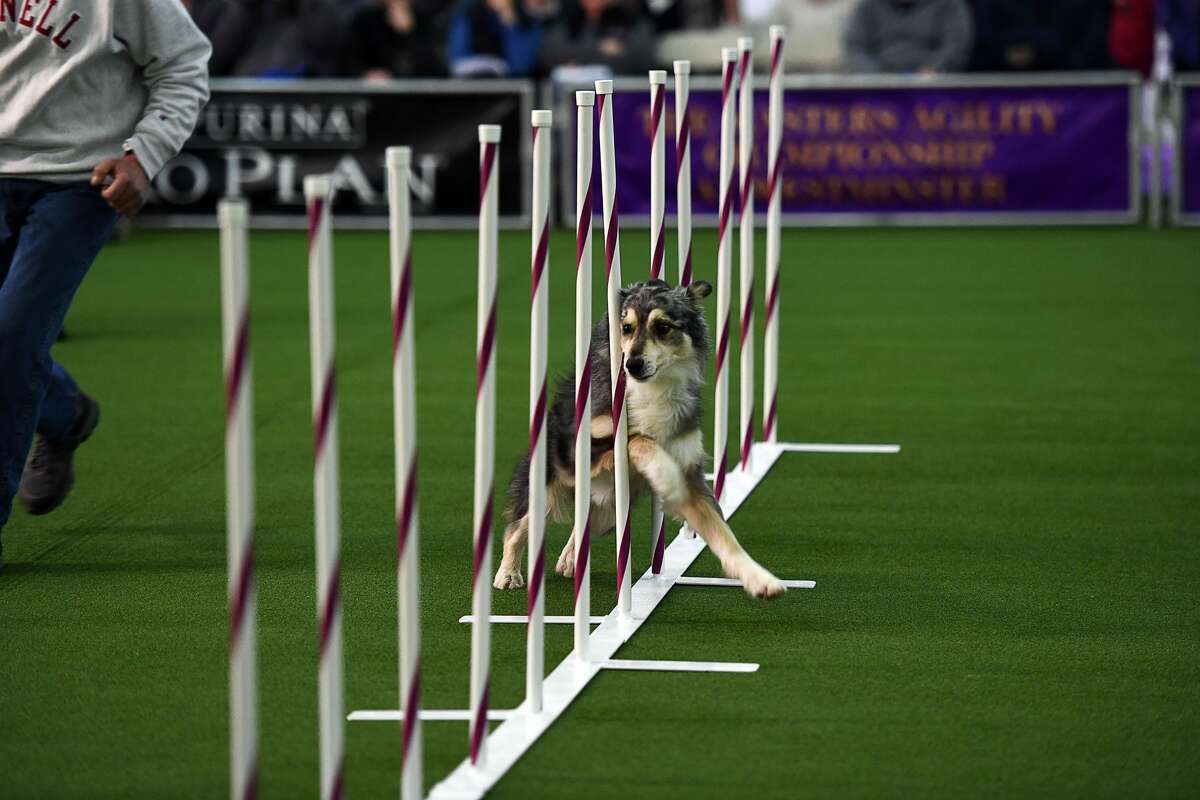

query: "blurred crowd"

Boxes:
[182, 0, 1200, 80]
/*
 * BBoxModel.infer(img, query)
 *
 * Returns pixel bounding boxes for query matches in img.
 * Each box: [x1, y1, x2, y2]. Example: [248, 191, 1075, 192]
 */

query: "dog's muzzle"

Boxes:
[625, 356, 654, 381]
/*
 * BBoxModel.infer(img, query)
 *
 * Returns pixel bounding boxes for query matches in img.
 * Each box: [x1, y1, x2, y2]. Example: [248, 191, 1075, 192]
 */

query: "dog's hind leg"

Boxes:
[494, 515, 528, 590]
[555, 532, 575, 577]
[556, 501, 615, 579]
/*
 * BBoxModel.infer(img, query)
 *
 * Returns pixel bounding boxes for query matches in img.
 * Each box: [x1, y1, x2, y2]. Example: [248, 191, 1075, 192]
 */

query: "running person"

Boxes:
[0, 1, 211, 564]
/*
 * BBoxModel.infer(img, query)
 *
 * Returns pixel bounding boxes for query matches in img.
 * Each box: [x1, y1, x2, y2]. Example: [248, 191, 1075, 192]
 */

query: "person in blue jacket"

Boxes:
[447, 0, 546, 77]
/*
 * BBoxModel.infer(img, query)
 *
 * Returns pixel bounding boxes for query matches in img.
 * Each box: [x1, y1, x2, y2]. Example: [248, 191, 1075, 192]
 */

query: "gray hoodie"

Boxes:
[844, 0, 973, 73]
[0, 0, 211, 181]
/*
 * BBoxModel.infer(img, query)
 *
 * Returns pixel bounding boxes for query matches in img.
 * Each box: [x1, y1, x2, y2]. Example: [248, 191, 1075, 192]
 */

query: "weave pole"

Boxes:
[573, 91, 595, 658]
[713, 48, 737, 506]
[674, 60, 693, 288]
[470, 124, 501, 767]
[647, 69, 668, 575]
[763, 26, 785, 444]
[596, 79, 632, 617]
[305, 174, 345, 800]
[386, 146, 422, 800]
[219, 199, 258, 800]
[675, 59, 697, 538]
[737, 36, 756, 473]
[527, 109, 552, 712]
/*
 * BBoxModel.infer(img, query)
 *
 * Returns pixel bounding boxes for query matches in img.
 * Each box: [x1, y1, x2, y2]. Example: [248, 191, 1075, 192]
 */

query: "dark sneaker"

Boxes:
[18, 393, 100, 516]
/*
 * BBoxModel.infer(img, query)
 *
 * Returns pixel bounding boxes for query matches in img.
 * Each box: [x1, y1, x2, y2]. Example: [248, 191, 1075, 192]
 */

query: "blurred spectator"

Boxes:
[183, 0, 347, 77]
[652, 0, 740, 71]
[1161, 0, 1200, 71]
[969, 1, 1109, 71]
[844, 0, 973, 74]
[742, 0, 858, 71]
[541, 0, 656, 74]
[1109, 0, 1155, 76]
[183, 0, 257, 77]
[338, 0, 446, 79]
[644, 0, 737, 31]
[447, 0, 548, 77]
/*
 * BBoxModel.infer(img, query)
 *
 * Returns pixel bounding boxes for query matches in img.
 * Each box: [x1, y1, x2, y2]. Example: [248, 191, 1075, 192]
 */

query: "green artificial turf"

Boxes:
[1, 225, 1198, 798]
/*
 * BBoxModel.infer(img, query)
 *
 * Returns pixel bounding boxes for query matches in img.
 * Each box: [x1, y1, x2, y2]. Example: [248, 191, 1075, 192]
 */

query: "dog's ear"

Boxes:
[687, 280, 712, 301]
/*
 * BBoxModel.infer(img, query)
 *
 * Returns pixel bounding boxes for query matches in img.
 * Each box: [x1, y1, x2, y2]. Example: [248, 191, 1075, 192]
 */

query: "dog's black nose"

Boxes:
[626, 356, 646, 378]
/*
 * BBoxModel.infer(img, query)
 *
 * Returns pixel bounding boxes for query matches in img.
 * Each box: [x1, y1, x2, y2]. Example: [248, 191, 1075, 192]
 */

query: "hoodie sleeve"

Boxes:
[113, 0, 212, 178]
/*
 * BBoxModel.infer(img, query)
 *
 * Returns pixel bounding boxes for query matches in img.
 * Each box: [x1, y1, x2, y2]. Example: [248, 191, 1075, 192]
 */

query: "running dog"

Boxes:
[493, 279, 785, 599]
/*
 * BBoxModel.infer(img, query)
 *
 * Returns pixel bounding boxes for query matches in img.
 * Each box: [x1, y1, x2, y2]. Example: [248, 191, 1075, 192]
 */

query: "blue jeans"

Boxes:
[0, 179, 118, 529]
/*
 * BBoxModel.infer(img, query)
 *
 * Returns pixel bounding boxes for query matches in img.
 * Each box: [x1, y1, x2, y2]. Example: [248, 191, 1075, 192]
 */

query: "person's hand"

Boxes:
[1005, 44, 1036, 69]
[485, 0, 516, 25]
[363, 68, 393, 82]
[598, 37, 623, 57]
[91, 153, 150, 216]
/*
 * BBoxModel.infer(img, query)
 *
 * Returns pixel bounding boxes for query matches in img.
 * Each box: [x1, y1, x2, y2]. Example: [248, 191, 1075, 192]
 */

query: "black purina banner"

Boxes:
[139, 79, 533, 229]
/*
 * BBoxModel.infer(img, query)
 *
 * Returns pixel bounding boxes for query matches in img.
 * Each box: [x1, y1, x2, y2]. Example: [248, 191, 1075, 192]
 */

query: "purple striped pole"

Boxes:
[714, 49, 737, 506]
[470, 124, 501, 767]
[527, 109, 552, 711]
[596, 79, 632, 617]
[305, 174, 345, 800]
[763, 26, 785, 444]
[648, 69, 668, 574]
[573, 90, 594, 658]
[219, 199, 258, 800]
[737, 36, 756, 473]
[675, 59, 697, 538]
[386, 146, 422, 800]
[674, 60, 694, 289]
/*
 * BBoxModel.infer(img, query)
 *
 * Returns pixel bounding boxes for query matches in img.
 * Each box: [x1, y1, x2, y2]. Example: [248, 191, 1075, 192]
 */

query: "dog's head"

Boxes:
[617, 279, 711, 382]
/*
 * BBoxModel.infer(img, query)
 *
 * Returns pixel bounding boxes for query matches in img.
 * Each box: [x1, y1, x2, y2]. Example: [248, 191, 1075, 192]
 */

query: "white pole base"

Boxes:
[458, 615, 606, 625]
[599, 659, 758, 673]
[674, 576, 815, 590]
[348, 709, 515, 723]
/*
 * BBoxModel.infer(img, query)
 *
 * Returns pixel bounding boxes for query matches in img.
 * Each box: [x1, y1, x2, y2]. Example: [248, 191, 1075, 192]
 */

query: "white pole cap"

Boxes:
[532, 109, 553, 127]
[721, 47, 738, 63]
[673, 60, 691, 75]
[217, 198, 248, 225]
[386, 146, 411, 168]
[738, 36, 754, 52]
[649, 70, 667, 85]
[769, 25, 786, 42]
[478, 124, 502, 143]
[594, 79, 613, 95]
[304, 174, 333, 200]
[576, 90, 595, 107]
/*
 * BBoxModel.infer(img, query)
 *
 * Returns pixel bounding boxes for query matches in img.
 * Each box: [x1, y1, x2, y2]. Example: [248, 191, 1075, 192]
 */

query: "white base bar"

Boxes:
[458, 615, 606, 625]
[675, 576, 815, 590]
[430, 441, 797, 800]
[348, 709, 516, 723]
[600, 659, 759, 673]
[777, 443, 901, 454]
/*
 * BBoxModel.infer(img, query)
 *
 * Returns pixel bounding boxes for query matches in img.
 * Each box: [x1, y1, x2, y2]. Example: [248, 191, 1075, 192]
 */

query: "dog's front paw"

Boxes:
[627, 434, 656, 465]
[730, 557, 786, 600]
[493, 564, 525, 590]
[591, 450, 615, 476]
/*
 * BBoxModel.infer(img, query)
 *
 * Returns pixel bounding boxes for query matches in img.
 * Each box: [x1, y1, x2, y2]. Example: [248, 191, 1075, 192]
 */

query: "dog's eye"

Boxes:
[622, 323, 634, 335]
[655, 322, 673, 337]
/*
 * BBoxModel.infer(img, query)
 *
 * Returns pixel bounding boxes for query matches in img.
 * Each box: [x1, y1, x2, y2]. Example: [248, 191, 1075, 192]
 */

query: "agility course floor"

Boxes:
[2, 226, 1198, 798]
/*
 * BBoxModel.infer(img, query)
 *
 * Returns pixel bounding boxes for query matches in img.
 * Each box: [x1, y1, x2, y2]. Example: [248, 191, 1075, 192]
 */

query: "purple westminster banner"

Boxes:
[605, 83, 1133, 218]
[1182, 84, 1200, 217]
